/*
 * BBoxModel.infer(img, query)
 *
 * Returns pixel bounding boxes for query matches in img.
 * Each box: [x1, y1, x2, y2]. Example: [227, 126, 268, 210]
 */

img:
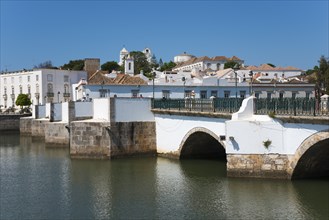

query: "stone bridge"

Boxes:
[21, 97, 328, 179]
[153, 97, 329, 179]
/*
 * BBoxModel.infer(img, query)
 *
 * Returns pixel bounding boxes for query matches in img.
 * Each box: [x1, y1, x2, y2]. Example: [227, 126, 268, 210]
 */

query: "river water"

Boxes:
[0, 131, 328, 219]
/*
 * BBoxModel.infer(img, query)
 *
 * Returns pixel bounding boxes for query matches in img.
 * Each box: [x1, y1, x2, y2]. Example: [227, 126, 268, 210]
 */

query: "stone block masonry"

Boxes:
[227, 154, 293, 179]
[44, 122, 69, 147]
[0, 114, 30, 131]
[70, 120, 157, 159]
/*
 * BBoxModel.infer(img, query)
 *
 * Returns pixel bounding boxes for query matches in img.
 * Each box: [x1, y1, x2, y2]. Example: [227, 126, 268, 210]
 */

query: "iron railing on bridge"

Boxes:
[153, 98, 243, 113]
[254, 97, 328, 116]
[152, 97, 328, 116]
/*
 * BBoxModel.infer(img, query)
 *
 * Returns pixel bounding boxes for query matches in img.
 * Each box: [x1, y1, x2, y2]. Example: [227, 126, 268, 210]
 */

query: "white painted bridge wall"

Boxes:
[155, 114, 227, 154]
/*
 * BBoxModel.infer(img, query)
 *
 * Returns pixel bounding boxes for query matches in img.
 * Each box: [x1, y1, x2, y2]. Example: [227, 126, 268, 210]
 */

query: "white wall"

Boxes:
[114, 98, 154, 122]
[53, 103, 62, 121]
[38, 105, 46, 118]
[45, 103, 51, 118]
[62, 102, 69, 122]
[155, 114, 227, 154]
[75, 102, 93, 118]
[93, 98, 110, 121]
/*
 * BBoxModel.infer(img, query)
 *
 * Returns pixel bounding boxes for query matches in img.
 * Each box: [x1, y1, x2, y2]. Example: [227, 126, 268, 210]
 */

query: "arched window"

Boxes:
[64, 84, 69, 93]
[47, 83, 53, 93]
[128, 62, 131, 70]
[27, 85, 31, 95]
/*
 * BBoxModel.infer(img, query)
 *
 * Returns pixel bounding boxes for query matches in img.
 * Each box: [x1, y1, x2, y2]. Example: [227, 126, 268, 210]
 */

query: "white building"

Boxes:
[119, 47, 153, 65]
[174, 52, 196, 63]
[172, 55, 244, 72]
[0, 69, 87, 109]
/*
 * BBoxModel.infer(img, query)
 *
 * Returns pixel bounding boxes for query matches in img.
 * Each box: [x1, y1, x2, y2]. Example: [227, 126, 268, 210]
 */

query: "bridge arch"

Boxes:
[178, 127, 226, 160]
[290, 129, 329, 179]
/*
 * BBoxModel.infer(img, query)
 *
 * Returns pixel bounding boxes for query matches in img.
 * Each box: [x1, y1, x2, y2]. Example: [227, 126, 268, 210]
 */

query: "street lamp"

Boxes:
[152, 72, 156, 99]
[249, 70, 254, 95]
[182, 76, 186, 98]
[57, 91, 60, 103]
[233, 64, 240, 109]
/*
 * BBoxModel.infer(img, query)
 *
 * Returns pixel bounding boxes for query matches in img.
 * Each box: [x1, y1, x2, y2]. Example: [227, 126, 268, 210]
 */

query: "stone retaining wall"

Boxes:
[70, 120, 156, 159]
[44, 122, 70, 147]
[227, 154, 293, 179]
[20, 117, 33, 134]
[0, 114, 30, 131]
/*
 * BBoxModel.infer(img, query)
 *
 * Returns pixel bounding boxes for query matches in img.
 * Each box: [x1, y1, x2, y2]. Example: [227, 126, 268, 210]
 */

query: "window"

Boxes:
[279, 92, 284, 99]
[47, 83, 53, 93]
[64, 84, 69, 93]
[162, 90, 170, 99]
[292, 92, 297, 99]
[211, 90, 217, 98]
[240, 91, 246, 99]
[28, 85, 31, 95]
[36, 75, 39, 81]
[4, 87, 7, 94]
[200, 90, 207, 99]
[306, 92, 310, 99]
[184, 90, 192, 98]
[254, 92, 260, 99]
[128, 62, 131, 70]
[131, 90, 139, 98]
[64, 75, 69, 82]
[27, 76, 30, 82]
[47, 74, 53, 82]
[207, 63, 211, 69]
[224, 91, 230, 98]
[217, 63, 221, 70]
[267, 92, 272, 99]
[19, 85, 23, 94]
[11, 86, 14, 94]
[36, 84, 39, 93]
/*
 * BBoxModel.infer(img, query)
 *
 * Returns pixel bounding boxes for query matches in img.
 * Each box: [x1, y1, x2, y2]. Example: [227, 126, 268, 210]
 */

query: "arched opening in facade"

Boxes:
[179, 129, 226, 160]
[292, 137, 329, 179]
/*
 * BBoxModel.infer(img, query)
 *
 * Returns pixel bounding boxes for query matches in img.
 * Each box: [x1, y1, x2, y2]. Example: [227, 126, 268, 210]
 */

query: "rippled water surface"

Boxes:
[1, 132, 328, 219]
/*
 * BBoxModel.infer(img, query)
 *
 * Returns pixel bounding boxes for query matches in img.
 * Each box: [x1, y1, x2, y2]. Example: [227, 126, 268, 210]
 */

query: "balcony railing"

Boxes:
[152, 98, 328, 116]
[63, 93, 70, 97]
[10, 94, 15, 99]
[47, 92, 54, 97]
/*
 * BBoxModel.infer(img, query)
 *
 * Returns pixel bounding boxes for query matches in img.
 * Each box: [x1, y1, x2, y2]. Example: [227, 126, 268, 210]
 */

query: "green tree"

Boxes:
[317, 55, 329, 95]
[61, 59, 84, 70]
[101, 61, 120, 73]
[160, 61, 176, 71]
[158, 58, 164, 67]
[224, 61, 239, 69]
[129, 51, 151, 75]
[34, 60, 57, 69]
[267, 63, 276, 68]
[15, 94, 32, 109]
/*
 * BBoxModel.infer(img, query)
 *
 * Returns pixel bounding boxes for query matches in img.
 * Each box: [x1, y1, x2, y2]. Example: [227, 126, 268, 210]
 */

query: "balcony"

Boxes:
[3, 94, 7, 100]
[47, 92, 54, 97]
[10, 94, 15, 99]
[63, 93, 71, 97]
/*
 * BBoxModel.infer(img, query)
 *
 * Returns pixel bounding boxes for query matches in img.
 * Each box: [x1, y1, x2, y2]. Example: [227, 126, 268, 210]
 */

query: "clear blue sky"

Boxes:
[1, 0, 328, 71]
